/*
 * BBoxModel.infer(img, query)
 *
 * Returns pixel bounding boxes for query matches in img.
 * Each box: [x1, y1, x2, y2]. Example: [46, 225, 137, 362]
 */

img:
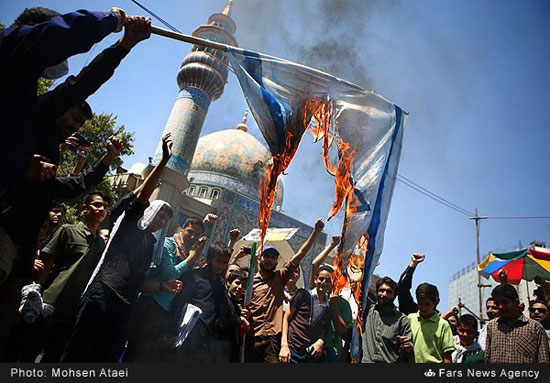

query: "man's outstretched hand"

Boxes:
[121, 15, 152, 50]
[410, 253, 425, 268]
[161, 133, 173, 163]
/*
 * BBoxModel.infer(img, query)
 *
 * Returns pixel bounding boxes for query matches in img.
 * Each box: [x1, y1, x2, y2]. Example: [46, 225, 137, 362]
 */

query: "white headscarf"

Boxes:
[83, 199, 172, 295]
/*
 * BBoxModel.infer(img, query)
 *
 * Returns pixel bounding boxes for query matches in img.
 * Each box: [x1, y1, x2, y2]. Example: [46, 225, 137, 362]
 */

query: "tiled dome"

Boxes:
[190, 128, 270, 188]
[190, 113, 284, 207]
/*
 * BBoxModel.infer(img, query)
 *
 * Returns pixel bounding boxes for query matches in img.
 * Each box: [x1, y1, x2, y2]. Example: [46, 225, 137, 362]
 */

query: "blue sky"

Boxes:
[3, 0, 549, 311]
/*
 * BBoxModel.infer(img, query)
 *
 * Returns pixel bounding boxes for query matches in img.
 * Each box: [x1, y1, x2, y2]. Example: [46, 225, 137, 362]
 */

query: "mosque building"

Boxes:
[113, 1, 327, 286]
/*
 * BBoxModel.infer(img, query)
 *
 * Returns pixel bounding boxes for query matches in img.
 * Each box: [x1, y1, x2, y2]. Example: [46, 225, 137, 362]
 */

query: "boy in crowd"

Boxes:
[226, 270, 250, 362]
[485, 284, 549, 363]
[452, 314, 484, 363]
[165, 242, 240, 363]
[362, 277, 413, 363]
[408, 283, 454, 363]
[279, 265, 333, 363]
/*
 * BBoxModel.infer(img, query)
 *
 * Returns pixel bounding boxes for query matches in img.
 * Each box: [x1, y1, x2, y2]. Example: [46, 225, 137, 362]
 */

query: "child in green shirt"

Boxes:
[407, 283, 454, 363]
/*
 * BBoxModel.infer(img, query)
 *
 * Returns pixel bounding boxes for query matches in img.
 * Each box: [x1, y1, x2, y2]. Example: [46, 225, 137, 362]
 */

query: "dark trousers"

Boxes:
[244, 333, 281, 363]
[60, 281, 133, 362]
[123, 295, 167, 362]
[0, 276, 23, 360]
[41, 321, 73, 363]
[3, 315, 49, 362]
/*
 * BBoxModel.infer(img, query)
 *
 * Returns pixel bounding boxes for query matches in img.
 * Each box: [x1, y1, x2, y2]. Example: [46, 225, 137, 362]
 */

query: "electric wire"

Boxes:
[130, 0, 182, 33]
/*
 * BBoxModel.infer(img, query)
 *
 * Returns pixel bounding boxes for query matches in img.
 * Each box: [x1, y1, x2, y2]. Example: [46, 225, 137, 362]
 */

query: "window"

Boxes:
[211, 189, 221, 200]
[187, 187, 195, 195]
[198, 187, 208, 197]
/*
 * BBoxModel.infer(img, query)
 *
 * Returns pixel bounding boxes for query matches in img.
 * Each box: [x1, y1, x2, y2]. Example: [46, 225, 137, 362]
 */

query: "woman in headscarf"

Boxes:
[60, 134, 174, 362]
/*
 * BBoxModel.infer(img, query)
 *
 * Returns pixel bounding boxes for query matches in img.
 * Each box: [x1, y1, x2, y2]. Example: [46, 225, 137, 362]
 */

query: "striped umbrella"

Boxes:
[478, 247, 550, 285]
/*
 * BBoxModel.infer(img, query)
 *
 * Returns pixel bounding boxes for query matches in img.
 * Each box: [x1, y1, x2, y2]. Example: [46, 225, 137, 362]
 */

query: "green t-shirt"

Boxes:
[407, 311, 455, 363]
[324, 296, 353, 353]
[42, 222, 105, 324]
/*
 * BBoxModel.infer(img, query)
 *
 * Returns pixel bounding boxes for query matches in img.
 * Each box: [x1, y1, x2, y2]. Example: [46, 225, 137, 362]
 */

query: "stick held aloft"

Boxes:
[151, 25, 230, 52]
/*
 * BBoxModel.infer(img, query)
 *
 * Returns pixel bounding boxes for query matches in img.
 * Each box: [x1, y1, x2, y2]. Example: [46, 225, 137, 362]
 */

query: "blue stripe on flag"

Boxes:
[360, 105, 404, 309]
[239, 50, 287, 154]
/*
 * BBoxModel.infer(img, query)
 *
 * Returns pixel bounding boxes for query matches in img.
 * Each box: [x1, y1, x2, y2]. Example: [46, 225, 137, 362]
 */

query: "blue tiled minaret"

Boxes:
[152, 1, 238, 191]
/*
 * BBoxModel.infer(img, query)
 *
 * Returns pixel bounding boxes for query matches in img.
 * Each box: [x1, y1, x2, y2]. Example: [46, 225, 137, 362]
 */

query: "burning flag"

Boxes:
[228, 47, 407, 316]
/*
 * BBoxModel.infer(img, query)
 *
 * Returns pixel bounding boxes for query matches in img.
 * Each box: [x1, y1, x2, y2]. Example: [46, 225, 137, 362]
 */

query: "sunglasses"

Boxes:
[530, 307, 548, 314]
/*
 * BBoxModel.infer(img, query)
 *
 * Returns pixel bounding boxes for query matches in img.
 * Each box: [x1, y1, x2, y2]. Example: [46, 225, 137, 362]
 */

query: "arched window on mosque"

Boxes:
[187, 187, 196, 196]
[211, 188, 221, 200]
[198, 187, 208, 197]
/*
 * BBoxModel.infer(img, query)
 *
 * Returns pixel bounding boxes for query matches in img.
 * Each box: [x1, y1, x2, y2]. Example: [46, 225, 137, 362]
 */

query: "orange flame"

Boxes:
[305, 98, 337, 175]
[258, 118, 305, 251]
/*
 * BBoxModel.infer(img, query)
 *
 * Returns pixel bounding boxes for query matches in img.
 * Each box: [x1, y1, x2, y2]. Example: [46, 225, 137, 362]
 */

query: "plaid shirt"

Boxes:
[485, 314, 550, 363]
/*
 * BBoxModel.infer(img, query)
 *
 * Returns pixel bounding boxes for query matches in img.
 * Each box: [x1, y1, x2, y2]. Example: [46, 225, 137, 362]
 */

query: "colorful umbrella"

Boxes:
[478, 246, 550, 284]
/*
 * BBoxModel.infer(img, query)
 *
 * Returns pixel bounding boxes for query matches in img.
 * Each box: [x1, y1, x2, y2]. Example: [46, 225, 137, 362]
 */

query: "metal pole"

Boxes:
[151, 25, 230, 52]
[470, 207, 488, 323]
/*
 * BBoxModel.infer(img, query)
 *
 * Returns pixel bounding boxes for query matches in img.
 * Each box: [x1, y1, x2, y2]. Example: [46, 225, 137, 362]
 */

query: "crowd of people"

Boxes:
[1, 6, 549, 364]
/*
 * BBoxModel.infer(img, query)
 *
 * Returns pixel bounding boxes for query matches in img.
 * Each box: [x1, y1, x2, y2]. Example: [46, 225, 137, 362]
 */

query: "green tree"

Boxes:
[37, 78, 54, 95]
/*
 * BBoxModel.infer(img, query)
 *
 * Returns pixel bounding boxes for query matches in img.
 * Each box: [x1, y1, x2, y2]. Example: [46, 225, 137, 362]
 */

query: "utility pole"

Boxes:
[470, 207, 488, 322]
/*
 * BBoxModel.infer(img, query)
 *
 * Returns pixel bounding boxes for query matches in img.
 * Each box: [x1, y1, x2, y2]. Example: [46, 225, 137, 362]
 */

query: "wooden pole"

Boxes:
[471, 207, 488, 322]
[151, 25, 231, 52]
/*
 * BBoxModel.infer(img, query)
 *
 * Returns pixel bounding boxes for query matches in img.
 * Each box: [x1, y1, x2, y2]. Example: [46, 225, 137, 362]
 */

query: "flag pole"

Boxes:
[151, 25, 230, 52]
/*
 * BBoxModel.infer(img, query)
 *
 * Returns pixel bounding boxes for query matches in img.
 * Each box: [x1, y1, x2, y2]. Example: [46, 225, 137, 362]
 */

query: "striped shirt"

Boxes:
[485, 314, 550, 363]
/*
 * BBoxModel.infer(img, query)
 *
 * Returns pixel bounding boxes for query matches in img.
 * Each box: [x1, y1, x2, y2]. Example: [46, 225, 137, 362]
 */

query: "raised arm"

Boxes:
[397, 252, 425, 315]
[310, 235, 340, 287]
[1, 9, 123, 70]
[135, 133, 172, 204]
[53, 136, 122, 199]
[289, 218, 324, 267]
[227, 228, 241, 252]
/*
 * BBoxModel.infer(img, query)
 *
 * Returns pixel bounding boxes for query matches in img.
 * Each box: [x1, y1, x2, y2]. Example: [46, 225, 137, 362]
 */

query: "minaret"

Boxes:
[150, 1, 238, 208]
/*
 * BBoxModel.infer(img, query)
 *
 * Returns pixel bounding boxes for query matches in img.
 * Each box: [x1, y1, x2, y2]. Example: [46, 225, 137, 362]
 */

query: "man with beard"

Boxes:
[0, 6, 127, 211]
[0, 14, 151, 289]
[361, 277, 413, 363]
[245, 218, 325, 363]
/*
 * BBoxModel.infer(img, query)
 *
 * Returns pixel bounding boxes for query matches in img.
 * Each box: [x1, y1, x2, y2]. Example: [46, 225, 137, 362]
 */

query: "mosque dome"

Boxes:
[189, 111, 284, 207]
